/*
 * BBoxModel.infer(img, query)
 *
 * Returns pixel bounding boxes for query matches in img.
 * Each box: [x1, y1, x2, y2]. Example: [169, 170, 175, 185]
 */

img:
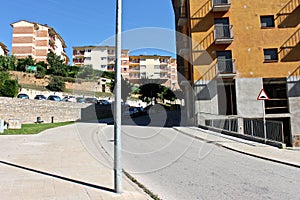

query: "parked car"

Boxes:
[47, 95, 61, 101]
[124, 106, 140, 117]
[76, 97, 86, 103]
[34, 95, 46, 100]
[98, 99, 111, 105]
[61, 95, 76, 102]
[85, 97, 98, 104]
[17, 93, 29, 99]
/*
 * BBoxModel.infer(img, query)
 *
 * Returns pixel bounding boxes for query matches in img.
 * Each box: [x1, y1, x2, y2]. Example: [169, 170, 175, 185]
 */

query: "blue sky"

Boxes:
[0, 0, 176, 64]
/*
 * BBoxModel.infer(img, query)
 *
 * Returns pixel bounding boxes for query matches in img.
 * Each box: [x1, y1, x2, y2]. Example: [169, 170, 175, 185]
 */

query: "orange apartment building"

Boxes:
[11, 20, 68, 64]
[172, 0, 300, 146]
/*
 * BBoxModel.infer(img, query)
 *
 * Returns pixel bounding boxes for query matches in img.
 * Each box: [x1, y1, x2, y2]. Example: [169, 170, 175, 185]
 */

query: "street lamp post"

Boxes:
[114, 0, 122, 193]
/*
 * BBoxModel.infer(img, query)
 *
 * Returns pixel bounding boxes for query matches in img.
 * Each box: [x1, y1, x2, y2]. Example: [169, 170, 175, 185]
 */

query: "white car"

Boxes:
[62, 95, 76, 102]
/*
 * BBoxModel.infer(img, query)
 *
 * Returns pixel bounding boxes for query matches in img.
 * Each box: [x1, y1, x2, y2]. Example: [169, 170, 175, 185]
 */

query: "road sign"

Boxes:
[257, 89, 269, 100]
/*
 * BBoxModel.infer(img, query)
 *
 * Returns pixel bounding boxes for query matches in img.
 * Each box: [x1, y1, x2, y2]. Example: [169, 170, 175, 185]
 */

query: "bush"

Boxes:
[35, 65, 47, 79]
[46, 76, 65, 92]
[0, 72, 20, 97]
[0, 79, 20, 97]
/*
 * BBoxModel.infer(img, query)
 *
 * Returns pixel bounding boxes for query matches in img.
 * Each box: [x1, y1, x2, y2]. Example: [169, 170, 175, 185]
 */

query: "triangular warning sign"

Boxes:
[257, 89, 269, 100]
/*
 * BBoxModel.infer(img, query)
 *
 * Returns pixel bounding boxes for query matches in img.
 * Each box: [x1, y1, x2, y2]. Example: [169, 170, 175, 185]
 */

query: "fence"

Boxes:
[199, 113, 284, 143]
[243, 118, 283, 143]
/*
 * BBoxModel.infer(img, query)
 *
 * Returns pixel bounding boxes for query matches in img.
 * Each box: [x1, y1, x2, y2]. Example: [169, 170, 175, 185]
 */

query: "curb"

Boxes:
[173, 127, 300, 168]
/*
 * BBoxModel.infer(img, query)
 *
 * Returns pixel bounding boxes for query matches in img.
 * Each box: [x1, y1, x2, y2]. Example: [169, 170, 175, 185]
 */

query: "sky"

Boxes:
[0, 0, 177, 64]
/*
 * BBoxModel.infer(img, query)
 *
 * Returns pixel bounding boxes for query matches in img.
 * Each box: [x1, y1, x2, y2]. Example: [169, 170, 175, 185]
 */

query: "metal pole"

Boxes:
[114, 0, 122, 193]
[262, 100, 267, 143]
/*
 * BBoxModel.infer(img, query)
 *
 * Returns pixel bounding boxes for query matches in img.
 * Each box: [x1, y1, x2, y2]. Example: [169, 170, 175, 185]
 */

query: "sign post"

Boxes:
[257, 89, 269, 143]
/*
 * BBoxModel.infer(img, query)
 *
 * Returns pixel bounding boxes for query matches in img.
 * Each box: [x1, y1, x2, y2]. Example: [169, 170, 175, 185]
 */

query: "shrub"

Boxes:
[46, 76, 65, 92]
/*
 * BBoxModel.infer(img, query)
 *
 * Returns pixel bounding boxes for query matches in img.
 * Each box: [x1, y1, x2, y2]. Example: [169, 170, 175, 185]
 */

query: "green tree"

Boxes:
[67, 65, 80, 78]
[77, 65, 94, 80]
[0, 55, 16, 71]
[47, 52, 67, 77]
[160, 86, 177, 103]
[0, 71, 20, 97]
[35, 61, 48, 78]
[108, 78, 132, 101]
[46, 76, 65, 92]
[138, 83, 163, 104]
[16, 56, 35, 72]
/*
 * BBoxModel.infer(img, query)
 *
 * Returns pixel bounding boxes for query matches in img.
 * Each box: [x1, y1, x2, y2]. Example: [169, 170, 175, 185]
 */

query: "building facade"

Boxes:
[11, 20, 68, 63]
[128, 55, 179, 88]
[172, 0, 300, 146]
[72, 46, 130, 76]
[0, 42, 9, 56]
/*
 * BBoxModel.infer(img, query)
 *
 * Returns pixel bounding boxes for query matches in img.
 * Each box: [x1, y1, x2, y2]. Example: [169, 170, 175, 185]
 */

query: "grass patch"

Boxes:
[1, 121, 74, 135]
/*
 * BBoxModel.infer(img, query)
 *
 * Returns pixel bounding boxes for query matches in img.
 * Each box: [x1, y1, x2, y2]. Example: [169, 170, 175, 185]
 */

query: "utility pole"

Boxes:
[114, 0, 122, 193]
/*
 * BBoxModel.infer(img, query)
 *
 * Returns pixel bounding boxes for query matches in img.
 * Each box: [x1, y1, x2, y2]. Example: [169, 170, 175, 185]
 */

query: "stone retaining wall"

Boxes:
[0, 97, 91, 124]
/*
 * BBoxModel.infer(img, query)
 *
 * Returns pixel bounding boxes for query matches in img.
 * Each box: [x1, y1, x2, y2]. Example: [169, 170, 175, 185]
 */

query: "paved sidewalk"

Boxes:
[174, 126, 300, 168]
[0, 123, 151, 200]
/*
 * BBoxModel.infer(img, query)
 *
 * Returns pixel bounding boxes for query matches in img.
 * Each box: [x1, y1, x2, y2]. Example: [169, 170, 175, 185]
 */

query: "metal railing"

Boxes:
[197, 112, 284, 143]
[216, 58, 236, 73]
[205, 118, 238, 132]
[213, 0, 231, 5]
[244, 118, 284, 143]
[214, 24, 234, 40]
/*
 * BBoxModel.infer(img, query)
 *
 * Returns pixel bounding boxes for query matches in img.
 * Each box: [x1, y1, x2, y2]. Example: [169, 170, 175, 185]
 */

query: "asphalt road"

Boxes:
[76, 114, 300, 200]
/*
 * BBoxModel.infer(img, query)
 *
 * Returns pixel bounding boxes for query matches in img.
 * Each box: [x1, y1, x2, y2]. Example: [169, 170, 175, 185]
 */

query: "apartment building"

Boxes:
[0, 42, 9, 56]
[172, 0, 300, 146]
[128, 55, 179, 88]
[11, 20, 68, 63]
[72, 45, 130, 77]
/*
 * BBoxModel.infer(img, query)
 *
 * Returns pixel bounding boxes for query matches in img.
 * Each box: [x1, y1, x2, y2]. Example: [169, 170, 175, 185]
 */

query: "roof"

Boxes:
[10, 20, 67, 48]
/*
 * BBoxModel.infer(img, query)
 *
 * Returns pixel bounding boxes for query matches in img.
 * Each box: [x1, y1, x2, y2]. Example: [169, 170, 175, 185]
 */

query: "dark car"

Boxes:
[34, 95, 47, 100]
[47, 95, 61, 101]
[76, 97, 86, 103]
[98, 99, 110, 105]
[85, 97, 98, 104]
[17, 93, 29, 99]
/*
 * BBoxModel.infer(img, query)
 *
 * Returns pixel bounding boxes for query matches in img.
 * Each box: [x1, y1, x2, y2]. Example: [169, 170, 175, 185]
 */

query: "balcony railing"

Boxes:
[216, 58, 236, 76]
[214, 24, 234, 44]
[212, 0, 231, 12]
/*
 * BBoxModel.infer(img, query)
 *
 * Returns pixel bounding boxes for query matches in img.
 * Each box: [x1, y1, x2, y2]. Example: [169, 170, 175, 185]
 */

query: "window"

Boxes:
[85, 57, 91, 61]
[154, 65, 160, 69]
[101, 65, 106, 68]
[101, 57, 107, 60]
[260, 16, 275, 28]
[264, 49, 278, 62]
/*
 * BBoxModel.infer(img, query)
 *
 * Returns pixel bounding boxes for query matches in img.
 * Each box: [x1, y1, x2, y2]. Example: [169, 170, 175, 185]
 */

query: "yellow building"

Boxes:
[172, 0, 300, 146]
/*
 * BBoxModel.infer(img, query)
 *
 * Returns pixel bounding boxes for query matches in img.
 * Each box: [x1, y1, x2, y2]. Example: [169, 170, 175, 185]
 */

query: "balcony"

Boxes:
[216, 58, 236, 78]
[214, 24, 234, 44]
[212, 0, 231, 12]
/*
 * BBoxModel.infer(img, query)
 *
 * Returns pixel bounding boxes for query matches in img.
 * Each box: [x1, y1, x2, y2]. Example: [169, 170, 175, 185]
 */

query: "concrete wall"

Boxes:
[194, 79, 219, 125]
[236, 78, 263, 118]
[0, 97, 90, 124]
[288, 78, 300, 147]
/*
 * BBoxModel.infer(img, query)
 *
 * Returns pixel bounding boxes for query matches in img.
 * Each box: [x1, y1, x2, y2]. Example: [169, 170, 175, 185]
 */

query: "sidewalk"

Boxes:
[0, 123, 151, 200]
[174, 126, 300, 168]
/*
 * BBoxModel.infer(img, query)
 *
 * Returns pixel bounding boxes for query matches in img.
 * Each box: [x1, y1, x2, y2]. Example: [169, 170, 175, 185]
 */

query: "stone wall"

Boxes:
[0, 97, 91, 124]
